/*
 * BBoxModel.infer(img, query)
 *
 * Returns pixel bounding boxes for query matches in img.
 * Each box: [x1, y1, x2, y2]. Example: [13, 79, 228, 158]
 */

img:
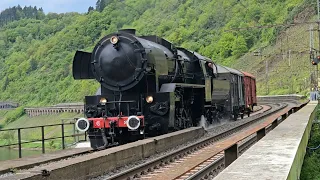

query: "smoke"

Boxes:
[199, 115, 207, 129]
[198, 114, 231, 131]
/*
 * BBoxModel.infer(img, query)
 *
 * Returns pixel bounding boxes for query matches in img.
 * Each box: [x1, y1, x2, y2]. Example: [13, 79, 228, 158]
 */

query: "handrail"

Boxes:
[0, 118, 87, 159]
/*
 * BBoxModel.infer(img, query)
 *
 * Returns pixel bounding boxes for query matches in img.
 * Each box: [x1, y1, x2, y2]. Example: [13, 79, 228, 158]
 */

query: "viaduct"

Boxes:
[0, 102, 19, 109]
[24, 103, 84, 117]
[0, 101, 84, 117]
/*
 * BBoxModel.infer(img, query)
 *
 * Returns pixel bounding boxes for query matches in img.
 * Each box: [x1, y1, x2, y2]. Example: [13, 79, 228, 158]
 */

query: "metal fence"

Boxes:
[0, 118, 87, 158]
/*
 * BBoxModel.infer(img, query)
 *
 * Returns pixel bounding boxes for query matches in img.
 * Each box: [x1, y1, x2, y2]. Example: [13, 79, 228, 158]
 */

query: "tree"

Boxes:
[0, 6, 44, 27]
[232, 35, 248, 58]
[217, 33, 235, 58]
[88, 6, 94, 13]
[99, 0, 106, 12]
[2, 77, 9, 91]
[96, 0, 101, 11]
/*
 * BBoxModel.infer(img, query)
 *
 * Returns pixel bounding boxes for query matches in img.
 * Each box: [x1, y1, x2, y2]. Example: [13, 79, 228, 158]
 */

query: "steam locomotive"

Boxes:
[73, 29, 257, 149]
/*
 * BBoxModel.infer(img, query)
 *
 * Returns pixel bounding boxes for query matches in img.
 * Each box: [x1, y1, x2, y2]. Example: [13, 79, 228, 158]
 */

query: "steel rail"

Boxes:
[181, 103, 305, 180]
[105, 103, 288, 180]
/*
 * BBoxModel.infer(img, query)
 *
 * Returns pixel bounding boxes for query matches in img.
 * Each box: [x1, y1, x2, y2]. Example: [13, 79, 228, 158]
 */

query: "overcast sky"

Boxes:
[0, 0, 96, 14]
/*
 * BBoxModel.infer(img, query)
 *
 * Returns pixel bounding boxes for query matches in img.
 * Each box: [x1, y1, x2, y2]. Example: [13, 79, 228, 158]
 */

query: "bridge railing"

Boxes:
[0, 118, 87, 158]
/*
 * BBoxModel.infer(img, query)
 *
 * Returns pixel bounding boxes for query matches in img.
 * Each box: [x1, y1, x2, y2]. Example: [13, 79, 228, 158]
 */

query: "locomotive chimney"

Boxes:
[119, 29, 136, 35]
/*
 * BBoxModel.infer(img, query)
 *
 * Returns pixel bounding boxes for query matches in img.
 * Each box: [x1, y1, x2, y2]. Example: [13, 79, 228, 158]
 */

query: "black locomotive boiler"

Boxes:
[73, 29, 246, 149]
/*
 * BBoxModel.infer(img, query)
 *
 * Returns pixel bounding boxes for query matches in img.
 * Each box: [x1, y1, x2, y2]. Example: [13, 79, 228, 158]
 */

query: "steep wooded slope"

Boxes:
[0, 0, 311, 106]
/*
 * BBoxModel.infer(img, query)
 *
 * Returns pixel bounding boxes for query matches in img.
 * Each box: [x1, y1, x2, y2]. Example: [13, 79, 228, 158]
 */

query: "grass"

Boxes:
[300, 105, 320, 180]
[232, 14, 318, 96]
[0, 109, 11, 128]
[0, 112, 86, 150]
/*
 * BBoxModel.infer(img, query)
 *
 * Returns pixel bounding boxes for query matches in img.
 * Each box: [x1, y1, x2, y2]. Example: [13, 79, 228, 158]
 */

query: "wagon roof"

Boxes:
[217, 65, 243, 76]
[193, 51, 212, 62]
[216, 64, 230, 73]
[241, 71, 256, 79]
[178, 48, 213, 62]
[223, 66, 243, 76]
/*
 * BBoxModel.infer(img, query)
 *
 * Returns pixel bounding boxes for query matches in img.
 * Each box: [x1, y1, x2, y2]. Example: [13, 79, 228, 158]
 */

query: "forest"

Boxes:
[0, 5, 45, 27]
[0, 0, 312, 106]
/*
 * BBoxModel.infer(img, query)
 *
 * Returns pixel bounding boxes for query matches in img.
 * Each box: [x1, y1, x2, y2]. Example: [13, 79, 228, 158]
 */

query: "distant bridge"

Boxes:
[0, 102, 19, 109]
[24, 103, 84, 117]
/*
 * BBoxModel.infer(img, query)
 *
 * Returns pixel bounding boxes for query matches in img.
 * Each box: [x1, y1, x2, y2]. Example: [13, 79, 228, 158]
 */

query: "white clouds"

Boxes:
[0, 0, 95, 14]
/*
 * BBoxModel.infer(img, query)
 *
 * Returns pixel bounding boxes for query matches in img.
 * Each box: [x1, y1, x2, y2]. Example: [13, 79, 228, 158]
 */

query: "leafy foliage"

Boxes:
[0, 131, 15, 146]
[301, 108, 320, 179]
[4, 107, 25, 124]
[0, 5, 45, 27]
[0, 0, 311, 106]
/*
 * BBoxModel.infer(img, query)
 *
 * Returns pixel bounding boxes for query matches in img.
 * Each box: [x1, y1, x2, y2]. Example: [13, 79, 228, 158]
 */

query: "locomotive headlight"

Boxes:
[110, 36, 119, 44]
[146, 66, 152, 72]
[127, 116, 140, 130]
[75, 118, 90, 132]
[100, 98, 107, 105]
[146, 96, 153, 103]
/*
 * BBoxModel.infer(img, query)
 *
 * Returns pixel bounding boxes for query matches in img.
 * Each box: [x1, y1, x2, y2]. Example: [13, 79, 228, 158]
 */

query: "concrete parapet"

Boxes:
[214, 101, 318, 180]
[142, 127, 205, 158]
[257, 94, 306, 104]
[257, 94, 305, 101]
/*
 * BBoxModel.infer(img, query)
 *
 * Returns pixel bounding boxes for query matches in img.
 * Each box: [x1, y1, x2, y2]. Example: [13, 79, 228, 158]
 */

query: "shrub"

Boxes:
[0, 131, 15, 145]
[4, 106, 25, 124]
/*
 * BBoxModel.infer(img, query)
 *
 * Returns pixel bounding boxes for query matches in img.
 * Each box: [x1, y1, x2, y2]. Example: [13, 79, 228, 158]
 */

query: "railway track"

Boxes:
[93, 102, 297, 180]
[0, 100, 306, 180]
[0, 104, 266, 176]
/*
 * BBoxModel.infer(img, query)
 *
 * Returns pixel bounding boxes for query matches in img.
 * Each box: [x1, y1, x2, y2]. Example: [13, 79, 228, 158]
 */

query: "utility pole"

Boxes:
[310, 25, 315, 88]
[266, 55, 269, 94]
[254, 49, 268, 95]
[289, 49, 291, 67]
[318, 0, 320, 20]
[317, 0, 320, 88]
[289, 49, 293, 93]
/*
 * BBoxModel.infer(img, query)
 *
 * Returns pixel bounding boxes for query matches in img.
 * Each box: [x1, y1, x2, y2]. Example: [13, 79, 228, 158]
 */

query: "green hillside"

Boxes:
[0, 0, 314, 107]
[0, 110, 10, 128]
[234, 3, 319, 95]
